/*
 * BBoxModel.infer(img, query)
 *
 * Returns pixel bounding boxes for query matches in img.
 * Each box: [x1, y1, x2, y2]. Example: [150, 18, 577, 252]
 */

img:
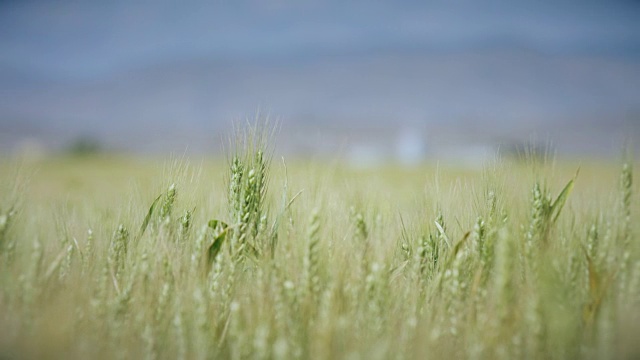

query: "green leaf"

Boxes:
[206, 219, 231, 267]
[207, 230, 227, 266]
[208, 219, 229, 230]
[550, 176, 576, 224]
[431, 231, 471, 297]
[434, 220, 451, 248]
[138, 194, 162, 238]
[451, 231, 471, 258]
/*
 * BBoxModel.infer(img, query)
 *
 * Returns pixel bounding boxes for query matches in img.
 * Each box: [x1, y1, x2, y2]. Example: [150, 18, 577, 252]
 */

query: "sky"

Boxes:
[1, 0, 639, 157]
[2, 0, 639, 78]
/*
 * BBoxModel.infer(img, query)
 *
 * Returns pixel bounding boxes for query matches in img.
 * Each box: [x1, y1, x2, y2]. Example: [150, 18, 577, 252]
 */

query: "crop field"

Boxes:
[0, 131, 639, 359]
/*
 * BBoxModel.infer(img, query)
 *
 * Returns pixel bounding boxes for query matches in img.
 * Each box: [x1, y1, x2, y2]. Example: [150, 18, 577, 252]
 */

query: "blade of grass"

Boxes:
[139, 194, 162, 239]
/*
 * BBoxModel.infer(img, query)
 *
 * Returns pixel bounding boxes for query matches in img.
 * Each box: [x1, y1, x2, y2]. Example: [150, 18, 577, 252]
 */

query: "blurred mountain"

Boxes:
[1, 0, 639, 157]
[1, 47, 639, 156]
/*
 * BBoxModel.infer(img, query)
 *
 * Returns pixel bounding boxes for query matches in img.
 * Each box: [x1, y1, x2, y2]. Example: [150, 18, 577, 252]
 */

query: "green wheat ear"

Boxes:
[620, 162, 633, 246]
[225, 120, 274, 259]
[0, 204, 17, 248]
[526, 171, 577, 253]
[159, 183, 177, 223]
[179, 207, 195, 239]
[350, 206, 368, 241]
[108, 224, 129, 279]
[303, 207, 321, 298]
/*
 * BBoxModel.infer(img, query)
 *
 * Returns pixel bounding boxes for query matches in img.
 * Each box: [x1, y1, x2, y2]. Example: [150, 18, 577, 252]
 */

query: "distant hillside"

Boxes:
[1, 48, 639, 156]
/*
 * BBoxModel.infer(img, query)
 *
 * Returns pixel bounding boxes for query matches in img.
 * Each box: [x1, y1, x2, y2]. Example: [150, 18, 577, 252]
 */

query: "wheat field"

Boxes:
[0, 131, 638, 359]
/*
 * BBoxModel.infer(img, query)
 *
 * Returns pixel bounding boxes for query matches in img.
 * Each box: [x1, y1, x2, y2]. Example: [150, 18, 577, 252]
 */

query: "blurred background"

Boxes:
[0, 0, 639, 163]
